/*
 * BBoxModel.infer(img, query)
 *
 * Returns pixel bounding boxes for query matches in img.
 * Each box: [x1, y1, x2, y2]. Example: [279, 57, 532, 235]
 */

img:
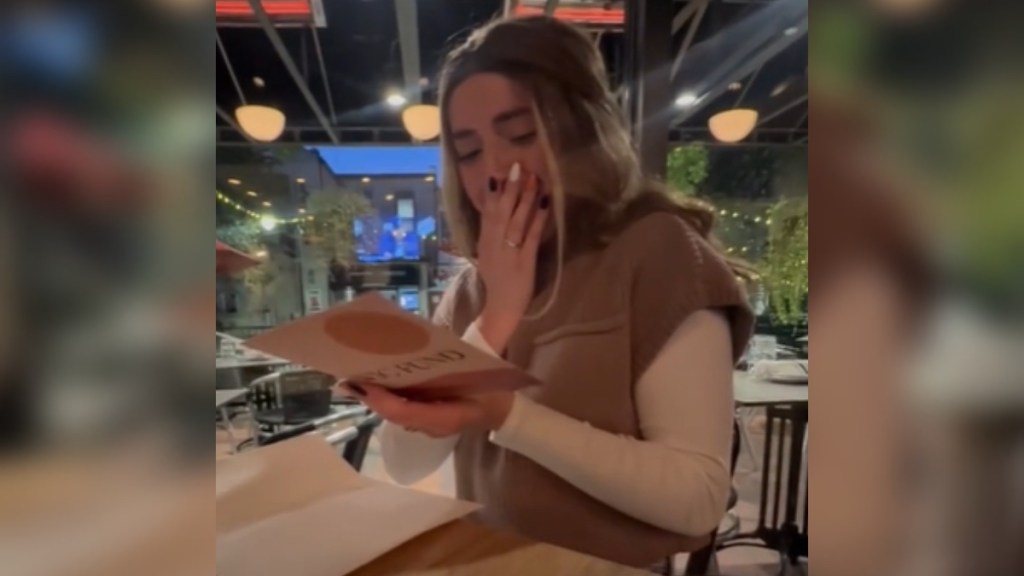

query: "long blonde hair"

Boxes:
[438, 17, 749, 312]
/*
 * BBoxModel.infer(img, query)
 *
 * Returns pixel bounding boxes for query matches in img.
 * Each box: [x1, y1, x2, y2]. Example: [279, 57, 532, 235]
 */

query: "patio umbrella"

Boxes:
[216, 241, 260, 276]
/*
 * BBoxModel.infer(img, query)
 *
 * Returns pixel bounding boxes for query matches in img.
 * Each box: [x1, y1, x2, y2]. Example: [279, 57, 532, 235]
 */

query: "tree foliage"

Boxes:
[665, 143, 709, 199]
[216, 219, 275, 308]
[761, 198, 808, 325]
[302, 190, 374, 266]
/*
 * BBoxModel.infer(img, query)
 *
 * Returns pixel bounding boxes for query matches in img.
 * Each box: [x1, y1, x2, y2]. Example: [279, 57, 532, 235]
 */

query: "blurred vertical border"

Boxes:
[1, 1, 214, 575]
[810, 1, 1024, 575]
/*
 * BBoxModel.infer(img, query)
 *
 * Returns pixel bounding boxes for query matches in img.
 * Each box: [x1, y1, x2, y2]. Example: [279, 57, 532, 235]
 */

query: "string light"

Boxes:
[216, 190, 309, 225]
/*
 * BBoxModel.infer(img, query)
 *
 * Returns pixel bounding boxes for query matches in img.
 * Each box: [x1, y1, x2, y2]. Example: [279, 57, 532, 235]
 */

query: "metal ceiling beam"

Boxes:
[672, 0, 807, 126]
[216, 31, 247, 106]
[217, 106, 256, 143]
[671, 0, 709, 81]
[310, 25, 337, 123]
[671, 0, 703, 35]
[623, 0, 673, 178]
[217, 125, 806, 147]
[394, 0, 422, 104]
[246, 0, 339, 144]
[756, 93, 808, 126]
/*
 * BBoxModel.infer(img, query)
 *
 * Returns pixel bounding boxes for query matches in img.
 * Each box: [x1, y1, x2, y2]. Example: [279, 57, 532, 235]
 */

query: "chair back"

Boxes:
[247, 373, 280, 412]
[279, 370, 335, 422]
[341, 414, 382, 472]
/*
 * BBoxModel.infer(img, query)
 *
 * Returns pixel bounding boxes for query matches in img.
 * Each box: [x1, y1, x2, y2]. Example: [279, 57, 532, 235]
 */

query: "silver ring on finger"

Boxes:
[504, 238, 522, 249]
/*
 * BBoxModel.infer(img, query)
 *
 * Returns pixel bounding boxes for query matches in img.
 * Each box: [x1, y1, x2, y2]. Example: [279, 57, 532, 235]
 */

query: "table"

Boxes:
[216, 389, 249, 453]
[349, 517, 648, 576]
[216, 357, 290, 370]
[723, 371, 809, 572]
[733, 370, 808, 407]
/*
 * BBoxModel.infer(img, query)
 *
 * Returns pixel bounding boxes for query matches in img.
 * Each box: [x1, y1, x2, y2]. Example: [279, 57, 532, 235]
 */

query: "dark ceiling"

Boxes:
[216, 0, 807, 145]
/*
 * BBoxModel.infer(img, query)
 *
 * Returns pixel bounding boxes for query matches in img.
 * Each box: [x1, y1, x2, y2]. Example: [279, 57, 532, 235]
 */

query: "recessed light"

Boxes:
[296, 177, 305, 184]
[262, 201, 271, 207]
[386, 194, 395, 201]
[425, 175, 435, 182]
[361, 177, 371, 183]
[784, 26, 800, 36]
[253, 76, 266, 88]
[675, 93, 698, 107]
[298, 208, 306, 214]
[227, 178, 241, 185]
[771, 81, 790, 97]
[246, 190, 258, 197]
[728, 82, 742, 91]
[385, 93, 407, 108]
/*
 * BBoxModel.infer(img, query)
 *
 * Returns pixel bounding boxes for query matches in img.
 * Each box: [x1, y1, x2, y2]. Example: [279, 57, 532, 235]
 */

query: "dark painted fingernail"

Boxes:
[488, 177, 497, 192]
[539, 195, 550, 210]
[347, 383, 367, 396]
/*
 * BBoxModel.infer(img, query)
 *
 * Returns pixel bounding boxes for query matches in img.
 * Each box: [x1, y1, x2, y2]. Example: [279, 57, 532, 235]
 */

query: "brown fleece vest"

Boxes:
[433, 212, 754, 567]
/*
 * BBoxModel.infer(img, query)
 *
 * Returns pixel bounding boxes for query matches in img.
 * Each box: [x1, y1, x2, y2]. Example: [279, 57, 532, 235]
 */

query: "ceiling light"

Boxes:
[784, 26, 800, 36]
[246, 190, 258, 197]
[386, 92, 407, 108]
[361, 177, 371, 183]
[708, 109, 759, 143]
[262, 201, 272, 207]
[298, 208, 306, 214]
[771, 81, 790, 97]
[227, 178, 241, 185]
[235, 104, 286, 142]
[296, 177, 305, 184]
[728, 82, 742, 92]
[401, 104, 441, 141]
[385, 194, 395, 201]
[425, 175, 435, 182]
[253, 76, 266, 88]
[675, 93, 698, 107]
[259, 215, 277, 232]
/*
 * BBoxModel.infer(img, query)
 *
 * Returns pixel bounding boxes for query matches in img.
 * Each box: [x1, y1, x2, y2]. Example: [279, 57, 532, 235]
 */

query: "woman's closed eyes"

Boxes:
[454, 131, 537, 164]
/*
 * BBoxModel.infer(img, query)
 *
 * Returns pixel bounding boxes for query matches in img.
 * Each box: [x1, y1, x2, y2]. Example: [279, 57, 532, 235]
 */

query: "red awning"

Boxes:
[216, 241, 261, 276]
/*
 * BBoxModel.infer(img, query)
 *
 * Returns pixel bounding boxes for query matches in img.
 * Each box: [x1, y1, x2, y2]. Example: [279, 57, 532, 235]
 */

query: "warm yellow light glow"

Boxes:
[246, 190, 258, 197]
[361, 177, 371, 183]
[296, 177, 305, 184]
[235, 104, 286, 142]
[708, 108, 758, 143]
[401, 104, 441, 141]
[227, 178, 241, 185]
[262, 201, 271, 207]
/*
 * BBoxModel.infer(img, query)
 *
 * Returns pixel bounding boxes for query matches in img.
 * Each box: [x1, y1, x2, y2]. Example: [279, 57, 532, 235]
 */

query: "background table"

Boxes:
[733, 370, 808, 407]
[349, 518, 648, 576]
[216, 389, 248, 452]
[724, 371, 808, 571]
[216, 357, 291, 371]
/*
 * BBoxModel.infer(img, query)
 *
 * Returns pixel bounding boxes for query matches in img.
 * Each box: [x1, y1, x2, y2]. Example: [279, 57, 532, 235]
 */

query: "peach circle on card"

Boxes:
[323, 311, 430, 355]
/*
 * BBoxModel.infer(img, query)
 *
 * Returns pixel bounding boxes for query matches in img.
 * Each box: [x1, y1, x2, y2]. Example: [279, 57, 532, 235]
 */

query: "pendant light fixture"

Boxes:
[218, 32, 287, 142]
[708, 108, 759, 143]
[401, 104, 441, 141]
[235, 104, 286, 142]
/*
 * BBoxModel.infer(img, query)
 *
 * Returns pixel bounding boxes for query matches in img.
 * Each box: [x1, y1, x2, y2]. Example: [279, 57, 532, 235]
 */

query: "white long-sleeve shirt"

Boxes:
[380, 309, 734, 537]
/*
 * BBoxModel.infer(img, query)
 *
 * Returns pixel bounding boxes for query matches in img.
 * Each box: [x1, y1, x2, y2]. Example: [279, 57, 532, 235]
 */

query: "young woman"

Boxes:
[346, 16, 754, 568]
